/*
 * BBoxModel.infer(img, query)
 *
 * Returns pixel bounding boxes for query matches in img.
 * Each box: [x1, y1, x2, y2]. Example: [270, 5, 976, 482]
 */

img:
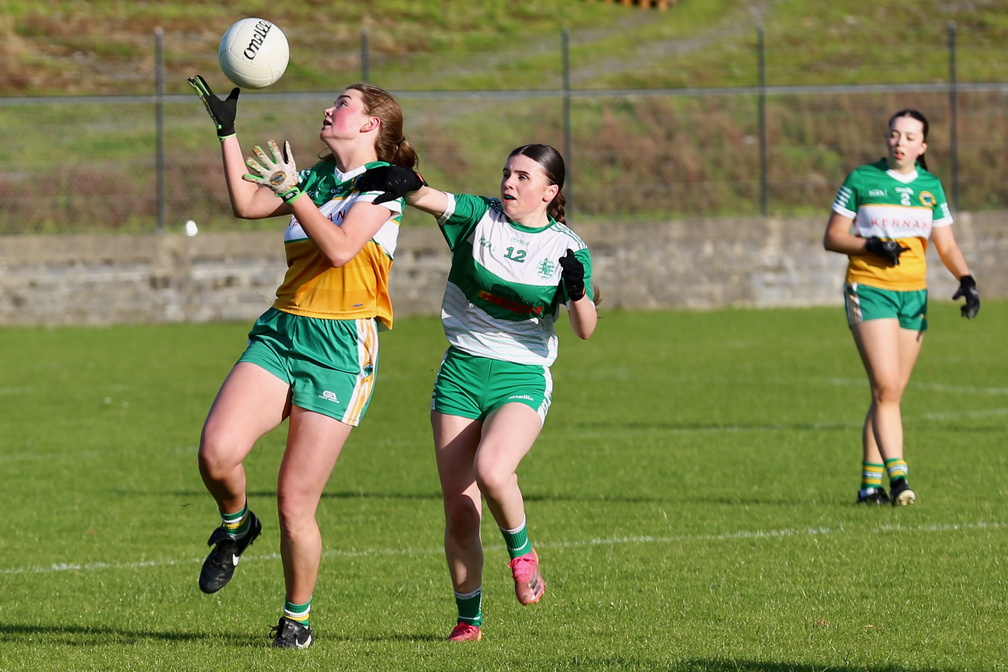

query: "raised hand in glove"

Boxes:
[864, 236, 910, 265]
[243, 140, 303, 204]
[188, 75, 239, 139]
[354, 165, 426, 204]
[559, 249, 586, 301]
[952, 274, 980, 318]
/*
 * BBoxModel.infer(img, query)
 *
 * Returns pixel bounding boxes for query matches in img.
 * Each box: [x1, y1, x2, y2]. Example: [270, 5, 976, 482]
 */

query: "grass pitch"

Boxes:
[1, 304, 1006, 671]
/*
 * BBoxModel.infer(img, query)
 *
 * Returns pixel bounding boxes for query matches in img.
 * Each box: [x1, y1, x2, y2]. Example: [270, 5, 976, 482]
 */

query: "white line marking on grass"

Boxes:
[0, 387, 37, 395]
[0, 545, 440, 576]
[913, 383, 1008, 395]
[0, 447, 195, 462]
[548, 520, 1008, 548]
[920, 407, 1008, 420]
[3, 520, 1005, 576]
[825, 378, 1008, 395]
[0, 451, 101, 462]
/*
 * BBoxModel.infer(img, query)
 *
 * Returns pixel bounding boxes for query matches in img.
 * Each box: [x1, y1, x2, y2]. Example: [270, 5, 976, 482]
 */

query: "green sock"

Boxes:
[221, 504, 249, 538]
[885, 458, 909, 484]
[861, 462, 885, 491]
[454, 588, 482, 626]
[500, 518, 532, 559]
[284, 598, 311, 625]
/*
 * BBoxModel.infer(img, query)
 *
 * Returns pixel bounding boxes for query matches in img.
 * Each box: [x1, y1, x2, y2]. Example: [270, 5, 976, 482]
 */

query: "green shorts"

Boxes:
[844, 283, 928, 332]
[238, 307, 380, 426]
[431, 346, 553, 423]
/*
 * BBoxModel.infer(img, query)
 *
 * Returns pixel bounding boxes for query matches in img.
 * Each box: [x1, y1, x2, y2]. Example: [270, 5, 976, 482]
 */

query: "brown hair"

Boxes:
[321, 82, 418, 169]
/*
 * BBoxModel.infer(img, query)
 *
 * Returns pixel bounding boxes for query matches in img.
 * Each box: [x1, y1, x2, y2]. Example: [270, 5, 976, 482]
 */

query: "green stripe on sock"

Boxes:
[884, 458, 909, 482]
[861, 462, 885, 489]
[284, 598, 312, 625]
[221, 504, 249, 537]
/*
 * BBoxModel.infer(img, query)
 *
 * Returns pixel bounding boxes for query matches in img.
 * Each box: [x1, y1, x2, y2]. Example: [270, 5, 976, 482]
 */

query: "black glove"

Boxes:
[952, 275, 980, 318]
[355, 165, 426, 205]
[188, 75, 239, 139]
[864, 236, 909, 265]
[559, 249, 586, 301]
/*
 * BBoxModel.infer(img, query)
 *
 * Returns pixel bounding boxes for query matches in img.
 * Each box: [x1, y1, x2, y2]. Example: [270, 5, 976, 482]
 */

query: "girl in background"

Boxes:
[823, 109, 979, 507]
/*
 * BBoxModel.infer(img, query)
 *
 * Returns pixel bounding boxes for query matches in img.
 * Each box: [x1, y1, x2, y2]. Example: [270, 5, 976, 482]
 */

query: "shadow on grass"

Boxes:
[0, 622, 261, 647]
[137, 488, 690, 506]
[669, 660, 953, 672]
[565, 419, 1008, 435]
[112, 489, 444, 501]
[357, 632, 443, 643]
[121, 488, 818, 506]
[568, 420, 860, 433]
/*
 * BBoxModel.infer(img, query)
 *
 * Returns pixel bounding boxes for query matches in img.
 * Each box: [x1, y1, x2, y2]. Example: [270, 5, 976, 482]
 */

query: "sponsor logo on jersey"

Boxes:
[869, 216, 930, 231]
[868, 189, 886, 197]
[477, 290, 544, 316]
[328, 208, 346, 225]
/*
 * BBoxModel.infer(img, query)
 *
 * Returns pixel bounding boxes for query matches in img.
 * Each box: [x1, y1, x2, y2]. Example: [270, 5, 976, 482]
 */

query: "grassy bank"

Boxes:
[2, 1, 1007, 232]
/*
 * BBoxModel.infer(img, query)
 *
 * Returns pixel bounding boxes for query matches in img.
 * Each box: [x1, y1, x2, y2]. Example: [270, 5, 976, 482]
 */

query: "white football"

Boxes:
[218, 18, 290, 89]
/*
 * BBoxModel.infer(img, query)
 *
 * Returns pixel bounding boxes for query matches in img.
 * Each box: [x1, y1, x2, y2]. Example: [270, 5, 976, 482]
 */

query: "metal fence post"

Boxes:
[758, 24, 768, 218]
[362, 29, 370, 83]
[948, 21, 959, 211]
[562, 27, 573, 218]
[155, 27, 166, 234]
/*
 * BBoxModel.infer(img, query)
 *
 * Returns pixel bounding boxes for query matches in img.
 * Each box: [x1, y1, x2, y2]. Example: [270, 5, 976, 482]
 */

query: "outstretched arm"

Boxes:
[355, 165, 449, 217]
[404, 185, 449, 218]
[189, 75, 289, 220]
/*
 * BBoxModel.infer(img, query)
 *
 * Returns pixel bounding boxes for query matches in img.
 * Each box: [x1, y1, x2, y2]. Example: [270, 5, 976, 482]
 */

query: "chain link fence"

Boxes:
[2, 23, 1007, 236]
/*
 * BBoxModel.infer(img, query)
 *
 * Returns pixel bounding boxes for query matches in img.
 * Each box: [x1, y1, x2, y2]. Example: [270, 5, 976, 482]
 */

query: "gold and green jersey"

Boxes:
[273, 159, 403, 329]
[831, 159, 953, 291]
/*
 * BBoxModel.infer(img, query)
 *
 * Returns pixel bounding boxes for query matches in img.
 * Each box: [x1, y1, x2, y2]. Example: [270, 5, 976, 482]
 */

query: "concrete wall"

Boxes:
[1, 212, 1004, 326]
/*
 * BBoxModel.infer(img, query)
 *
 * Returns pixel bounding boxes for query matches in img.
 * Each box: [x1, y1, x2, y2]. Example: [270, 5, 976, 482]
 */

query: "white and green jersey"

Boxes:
[832, 159, 953, 291]
[436, 193, 594, 366]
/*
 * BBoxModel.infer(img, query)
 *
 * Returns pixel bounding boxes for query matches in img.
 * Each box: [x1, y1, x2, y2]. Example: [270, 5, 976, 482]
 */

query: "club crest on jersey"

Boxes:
[537, 258, 557, 279]
[919, 191, 936, 206]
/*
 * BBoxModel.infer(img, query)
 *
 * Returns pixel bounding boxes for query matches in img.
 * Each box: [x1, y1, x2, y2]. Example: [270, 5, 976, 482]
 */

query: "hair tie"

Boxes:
[396, 137, 405, 145]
